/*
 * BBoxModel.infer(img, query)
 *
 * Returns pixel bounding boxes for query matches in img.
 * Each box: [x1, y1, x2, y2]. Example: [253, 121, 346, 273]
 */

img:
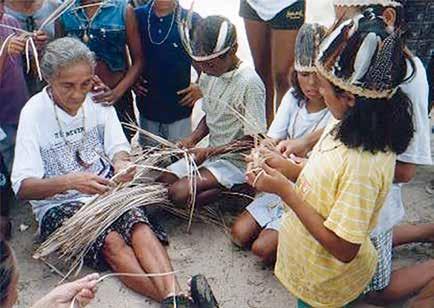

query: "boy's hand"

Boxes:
[276, 138, 310, 158]
[189, 147, 210, 165]
[177, 83, 202, 107]
[177, 137, 196, 149]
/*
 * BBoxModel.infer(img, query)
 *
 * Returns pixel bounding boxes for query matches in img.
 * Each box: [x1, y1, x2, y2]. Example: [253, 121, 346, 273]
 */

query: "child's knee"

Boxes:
[168, 180, 190, 206]
[231, 219, 254, 248]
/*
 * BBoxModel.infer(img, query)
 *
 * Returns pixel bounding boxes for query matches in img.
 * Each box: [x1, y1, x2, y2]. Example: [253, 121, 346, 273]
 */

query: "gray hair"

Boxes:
[41, 37, 96, 81]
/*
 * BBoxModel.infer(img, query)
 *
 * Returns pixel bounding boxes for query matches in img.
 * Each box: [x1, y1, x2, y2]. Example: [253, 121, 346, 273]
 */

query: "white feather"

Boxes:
[351, 32, 380, 83]
[213, 21, 228, 53]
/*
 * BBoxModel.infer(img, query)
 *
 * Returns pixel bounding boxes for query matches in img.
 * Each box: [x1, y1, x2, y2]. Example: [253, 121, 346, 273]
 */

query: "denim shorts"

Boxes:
[239, 0, 305, 30]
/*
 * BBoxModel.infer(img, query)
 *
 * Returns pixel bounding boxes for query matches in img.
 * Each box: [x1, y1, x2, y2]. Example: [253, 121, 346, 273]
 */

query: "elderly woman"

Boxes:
[11, 37, 217, 307]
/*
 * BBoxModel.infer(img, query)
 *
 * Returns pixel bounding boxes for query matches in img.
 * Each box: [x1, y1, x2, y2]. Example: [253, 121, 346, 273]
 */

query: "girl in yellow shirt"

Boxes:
[246, 11, 415, 307]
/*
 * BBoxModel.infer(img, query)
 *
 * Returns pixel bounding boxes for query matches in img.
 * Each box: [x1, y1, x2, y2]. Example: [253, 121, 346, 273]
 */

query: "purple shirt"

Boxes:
[0, 14, 29, 125]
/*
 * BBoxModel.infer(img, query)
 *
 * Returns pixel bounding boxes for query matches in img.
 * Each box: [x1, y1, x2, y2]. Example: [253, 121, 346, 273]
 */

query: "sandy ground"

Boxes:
[9, 1, 434, 307]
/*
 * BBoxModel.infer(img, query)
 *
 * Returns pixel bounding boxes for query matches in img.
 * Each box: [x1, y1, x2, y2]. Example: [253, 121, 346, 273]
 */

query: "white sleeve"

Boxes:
[267, 90, 297, 140]
[11, 108, 45, 194]
[397, 58, 432, 165]
[102, 107, 131, 160]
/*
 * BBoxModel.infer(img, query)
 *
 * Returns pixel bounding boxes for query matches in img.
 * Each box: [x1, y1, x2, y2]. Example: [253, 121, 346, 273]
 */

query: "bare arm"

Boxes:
[394, 161, 416, 183]
[179, 116, 209, 148]
[18, 173, 110, 201]
[17, 175, 73, 200]
[112, 5, 143, 98]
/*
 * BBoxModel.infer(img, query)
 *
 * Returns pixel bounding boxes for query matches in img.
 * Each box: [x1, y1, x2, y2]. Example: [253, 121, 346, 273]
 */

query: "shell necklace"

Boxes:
[147, 0, 178, 45]
[48, 88, 92, 168]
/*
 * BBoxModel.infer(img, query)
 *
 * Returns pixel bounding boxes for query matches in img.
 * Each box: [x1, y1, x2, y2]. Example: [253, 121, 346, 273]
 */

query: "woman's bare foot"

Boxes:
[411, 278, 434, 308]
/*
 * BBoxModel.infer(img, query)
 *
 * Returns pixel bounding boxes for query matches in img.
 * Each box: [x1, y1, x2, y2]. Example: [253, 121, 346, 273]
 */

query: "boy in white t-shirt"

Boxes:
[231, 23, 331, 264]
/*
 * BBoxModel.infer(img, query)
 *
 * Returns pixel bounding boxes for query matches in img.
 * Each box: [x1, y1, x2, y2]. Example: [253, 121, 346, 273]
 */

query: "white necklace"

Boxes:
[290, 103, 328, 139]
[147, 0, 177, 45]
[74, 1, 104, 43]
[48, 88, 92, 168]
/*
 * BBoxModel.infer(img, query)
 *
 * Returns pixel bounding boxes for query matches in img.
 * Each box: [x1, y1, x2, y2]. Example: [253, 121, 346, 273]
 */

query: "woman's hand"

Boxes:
[132, 76, 148, 97]
[113, 160, 136, 184]
[246, 161, 294, 197]
[177, 83, 203, 107]
[32, 273, 100, 308]
[67, 172, 110, 195]
[91, 76, 122, 106]
[34, 30, 48, 50]
[7, 36, 26, 56]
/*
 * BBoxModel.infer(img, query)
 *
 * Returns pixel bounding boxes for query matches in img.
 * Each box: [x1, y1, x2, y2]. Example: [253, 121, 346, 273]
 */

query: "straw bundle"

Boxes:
[34, 183, 170, 279]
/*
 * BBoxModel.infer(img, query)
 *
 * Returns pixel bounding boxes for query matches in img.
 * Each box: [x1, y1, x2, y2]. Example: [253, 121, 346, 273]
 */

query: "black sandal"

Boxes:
[161, 294, 193, 308]
[190, 274, 219, 308]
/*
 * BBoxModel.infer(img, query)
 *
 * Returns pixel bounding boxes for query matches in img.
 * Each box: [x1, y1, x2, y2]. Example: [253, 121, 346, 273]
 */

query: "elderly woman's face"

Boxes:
[49, 61, 93, 114]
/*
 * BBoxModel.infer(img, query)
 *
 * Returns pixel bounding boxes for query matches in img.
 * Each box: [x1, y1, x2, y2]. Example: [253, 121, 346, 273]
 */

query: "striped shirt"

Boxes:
[275, 119, 396, 307]
[200, 62, 267, 171]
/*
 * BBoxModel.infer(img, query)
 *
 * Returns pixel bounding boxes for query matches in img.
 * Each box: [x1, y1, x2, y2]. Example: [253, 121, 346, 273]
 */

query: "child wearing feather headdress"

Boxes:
[331, 1, 434, 306]
[157, 15, 267, 214]
[231, 23, 331, 265]
[246, 12, 417, 307]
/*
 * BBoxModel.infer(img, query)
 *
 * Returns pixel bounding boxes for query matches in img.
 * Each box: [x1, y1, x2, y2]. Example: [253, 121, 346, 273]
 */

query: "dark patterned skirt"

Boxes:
[40, 201, 168, 270]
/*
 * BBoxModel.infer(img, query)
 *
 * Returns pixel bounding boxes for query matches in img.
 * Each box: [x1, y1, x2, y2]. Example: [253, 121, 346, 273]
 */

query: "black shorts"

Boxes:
[239, 0, 305, 30]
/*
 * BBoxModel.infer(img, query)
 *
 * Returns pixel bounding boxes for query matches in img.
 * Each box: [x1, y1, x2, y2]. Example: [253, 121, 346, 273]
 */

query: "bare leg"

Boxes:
[251, 229, 278, 265]
[364, 260, 434, 306]
[168, 168, 221, 208]
[411, 278, 434, 308]
[102, 231, 162, 301]
[393, 223, 434, 247]
[131, 224, 180, 300]
[231, 211, 261, 248]
[157, 171, 180, 185]
[195, 188, 222, 208]
[271, 29, 298, 110]
[243, 19, 274, 125]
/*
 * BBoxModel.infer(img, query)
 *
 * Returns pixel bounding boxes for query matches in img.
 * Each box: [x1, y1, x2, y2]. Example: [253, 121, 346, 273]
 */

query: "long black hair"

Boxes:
[333, 87, 414, 154]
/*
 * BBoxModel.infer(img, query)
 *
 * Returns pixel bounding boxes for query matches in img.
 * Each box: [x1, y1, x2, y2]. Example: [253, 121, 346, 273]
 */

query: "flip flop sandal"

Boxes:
[160, 294, 193, 308]
[190, 274, 219, 308]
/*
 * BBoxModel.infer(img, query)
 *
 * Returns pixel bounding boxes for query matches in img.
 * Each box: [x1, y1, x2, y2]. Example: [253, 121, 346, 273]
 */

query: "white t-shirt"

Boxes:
[246, 0, 299, 21]
[12, 88, 131, 223]
[267, 90, 331, 140]
[371, 57, 432, 236]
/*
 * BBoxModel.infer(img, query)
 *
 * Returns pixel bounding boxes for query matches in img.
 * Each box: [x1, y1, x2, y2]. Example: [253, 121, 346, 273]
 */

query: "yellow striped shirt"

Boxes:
[275, 120, 396, 307]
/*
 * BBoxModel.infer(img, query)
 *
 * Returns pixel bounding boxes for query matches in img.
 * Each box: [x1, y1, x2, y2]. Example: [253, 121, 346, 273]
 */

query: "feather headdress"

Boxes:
[316, 10, 406, 99]
[294, 23, 327, 73]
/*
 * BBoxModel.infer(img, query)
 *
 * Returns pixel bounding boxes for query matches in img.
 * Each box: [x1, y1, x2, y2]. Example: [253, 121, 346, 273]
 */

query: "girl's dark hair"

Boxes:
[289, 70, 306, 104]
[333, 87, 414, 154]
[0, 240, 14, 306]
[192, 15, 237, 58]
